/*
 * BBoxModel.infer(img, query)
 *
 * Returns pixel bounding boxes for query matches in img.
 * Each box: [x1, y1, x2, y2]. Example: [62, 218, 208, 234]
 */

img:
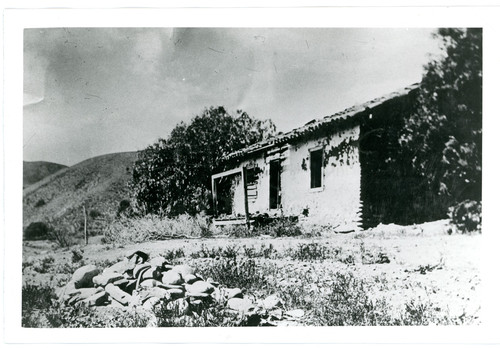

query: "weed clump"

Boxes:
[448, 200, 482, 234]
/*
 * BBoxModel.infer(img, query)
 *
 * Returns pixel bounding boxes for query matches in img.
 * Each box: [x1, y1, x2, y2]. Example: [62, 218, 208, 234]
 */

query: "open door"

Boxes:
[269, 159, 281, 209]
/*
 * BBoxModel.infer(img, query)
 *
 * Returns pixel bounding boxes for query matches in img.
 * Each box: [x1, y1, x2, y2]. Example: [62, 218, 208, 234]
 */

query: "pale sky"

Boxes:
[23, 28, 441, 166]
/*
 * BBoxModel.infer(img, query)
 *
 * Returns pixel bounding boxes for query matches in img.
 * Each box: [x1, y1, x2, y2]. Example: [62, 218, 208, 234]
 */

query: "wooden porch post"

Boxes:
[211, 176, 218, 217]
[241, 167, 250, 228]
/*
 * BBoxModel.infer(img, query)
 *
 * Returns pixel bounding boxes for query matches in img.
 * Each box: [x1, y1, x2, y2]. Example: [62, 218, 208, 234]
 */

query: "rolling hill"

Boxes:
[23, 151, 140, 236]
[23, 161, 67, 188]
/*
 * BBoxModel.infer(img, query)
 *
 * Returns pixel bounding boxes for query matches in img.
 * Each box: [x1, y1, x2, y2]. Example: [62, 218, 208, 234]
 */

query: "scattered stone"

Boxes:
[186, 281, 215, 295]
[143, 297, 161, 311]
[143, 287, 171, 300]
[72, 265, 100, 289]
[58, 259, 292, 326]
[140, 279, 160, 288]
[109, 298, 126, 308]
[105, 283, 132, 306]
[56, 281, 77, 302]
[162, 270, 183, 285]
[285, 309, 305, 319]
[157, 283, 184, 290]
[183, 274, 200, 284]
[149, 256, 167, 269]
[206, 277, 219, 287]
[93, 272, 124, 287]
[103, 259, 132, 275]
[112, 278, 129, 288]
[142, 266, 161, 281]
[227, 298, 255, 314]
[66, 287, 104, 306]
[166, 288, 185, 299]
[133, 263, 151, 279]
[172, 265, 195, 278]
[186, 292, 210, 299]
[226, 288, 243, 299]
[210, 288, 224, 303]
[263, 294, 282, 310]
[81, 291, 109, 307]
[269, 308, 283, 320]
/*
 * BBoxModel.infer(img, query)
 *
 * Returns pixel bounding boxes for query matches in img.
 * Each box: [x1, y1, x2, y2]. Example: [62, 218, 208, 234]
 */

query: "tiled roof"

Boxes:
[224, 83, 420, 161]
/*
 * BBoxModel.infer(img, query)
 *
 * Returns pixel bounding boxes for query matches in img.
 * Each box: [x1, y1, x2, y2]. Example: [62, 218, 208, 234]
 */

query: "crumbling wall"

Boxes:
[281, 125, 361, 230]
[228, 125, 362, 230]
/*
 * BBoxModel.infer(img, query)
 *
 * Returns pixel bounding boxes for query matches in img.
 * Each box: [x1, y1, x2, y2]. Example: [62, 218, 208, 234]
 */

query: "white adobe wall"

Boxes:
[231, 125, 362, 230]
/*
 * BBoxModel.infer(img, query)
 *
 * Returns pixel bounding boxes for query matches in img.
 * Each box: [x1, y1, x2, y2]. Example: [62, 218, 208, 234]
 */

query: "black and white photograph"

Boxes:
[2, 4, 499, 346]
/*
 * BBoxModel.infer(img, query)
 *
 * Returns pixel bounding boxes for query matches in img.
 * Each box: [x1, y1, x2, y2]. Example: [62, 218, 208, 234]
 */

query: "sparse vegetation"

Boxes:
[103, 214, 216, 244]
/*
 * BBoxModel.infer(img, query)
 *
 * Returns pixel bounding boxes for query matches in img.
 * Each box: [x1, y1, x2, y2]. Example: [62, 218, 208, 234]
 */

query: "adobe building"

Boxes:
[211, 84, 439, 231]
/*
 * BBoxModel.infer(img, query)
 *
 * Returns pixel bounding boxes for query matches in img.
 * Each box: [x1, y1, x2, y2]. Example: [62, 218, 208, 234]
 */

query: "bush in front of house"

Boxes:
[24, 221, 50, 240]
[448, 200, 482, 234]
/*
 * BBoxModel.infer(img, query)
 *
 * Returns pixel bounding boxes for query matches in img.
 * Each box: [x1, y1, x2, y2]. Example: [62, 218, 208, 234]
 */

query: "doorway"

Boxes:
[269, 159, 281, 209]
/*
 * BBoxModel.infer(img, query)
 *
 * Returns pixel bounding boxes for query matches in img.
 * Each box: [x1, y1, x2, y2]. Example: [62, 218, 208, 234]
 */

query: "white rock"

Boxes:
[285, 309, 305, 318]
[143, 297, 161, 311]
[149, 256, 167, 269]
[105, 283, 132, 306]
[183, 274, 200, 284]
[226, 288, 243, 299]
[93, 272, 124, 287]
[103, 259, 131, 275]
[162, 270, 183, 285]
[227, 298, 255, 314]
[263, 294, 282, 310]
[67, 287, 104, 305]
[81, 291, 108, 306]
[172, 264, 195, 278]
[72, 265, 100, 289]
[133, 263, 151, 279]
[139, 279, 159, 288]
[166, 288, 185, 299]
[185, 281, 214, 294]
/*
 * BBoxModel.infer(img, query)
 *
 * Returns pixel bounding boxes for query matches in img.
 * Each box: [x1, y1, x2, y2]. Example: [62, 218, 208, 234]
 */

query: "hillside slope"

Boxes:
[23, 161, 67, 188]
[23, 152, 140, 236]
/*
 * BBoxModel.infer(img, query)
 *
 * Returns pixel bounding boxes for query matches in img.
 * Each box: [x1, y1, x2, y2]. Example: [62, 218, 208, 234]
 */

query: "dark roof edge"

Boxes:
[223, 83, 420, 161]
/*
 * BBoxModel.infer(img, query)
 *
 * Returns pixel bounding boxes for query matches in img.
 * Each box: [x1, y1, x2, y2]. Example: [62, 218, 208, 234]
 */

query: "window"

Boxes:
[310, 148, 323, 189]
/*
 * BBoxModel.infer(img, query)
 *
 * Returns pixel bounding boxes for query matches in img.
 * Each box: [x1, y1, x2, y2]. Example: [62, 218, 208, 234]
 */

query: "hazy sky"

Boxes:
[24, 28, 441, 166]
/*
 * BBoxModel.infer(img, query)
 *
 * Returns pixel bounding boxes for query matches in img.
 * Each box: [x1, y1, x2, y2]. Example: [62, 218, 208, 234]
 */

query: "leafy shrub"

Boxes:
[254, 216, 302, 237]
[242, 244, 277, 259]
[196, 258, 265, 290]
[360, 243, 391, 264]
[22, 284, 57, 327]
[35, 199, 46, 207]
[131, 106, 275, 216]
[116, 199, 131, 217]
[71, 249, 84, 263]
[89, 209, 101, 219]
[162, 248, 185, 262]
[33, 255, 55, 273]
[190, 245, 239, 259]
[286, 242, 329, 261]
[448, 200, 482, 233]
[24, 221, 50, 240]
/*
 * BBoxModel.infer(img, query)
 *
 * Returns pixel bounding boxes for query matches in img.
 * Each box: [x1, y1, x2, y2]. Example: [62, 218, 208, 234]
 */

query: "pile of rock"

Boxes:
[56, 251, 304, 326]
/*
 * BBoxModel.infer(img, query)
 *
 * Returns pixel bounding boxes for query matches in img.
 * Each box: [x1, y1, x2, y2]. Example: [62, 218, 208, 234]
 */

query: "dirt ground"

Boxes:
[22, 219, 481, 324]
